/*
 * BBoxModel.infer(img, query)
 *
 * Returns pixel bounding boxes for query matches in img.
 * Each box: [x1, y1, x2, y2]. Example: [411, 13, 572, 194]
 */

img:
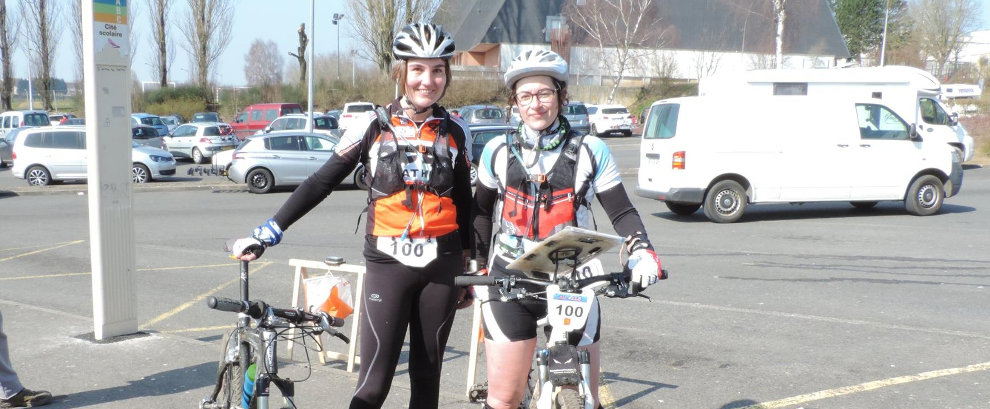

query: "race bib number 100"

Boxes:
[377, 236, 438, 268]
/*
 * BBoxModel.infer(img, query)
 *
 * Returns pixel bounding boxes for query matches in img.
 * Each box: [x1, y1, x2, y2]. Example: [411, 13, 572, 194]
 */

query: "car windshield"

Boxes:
[24, 113, 49, 126]
[141, 117, 165, 126]
[314, 117, 337, 129]
[565, 105, 588, 115]
[194, 113, 219, 122]
[476, 109, 504, 120]
[602, 108, 628, 115]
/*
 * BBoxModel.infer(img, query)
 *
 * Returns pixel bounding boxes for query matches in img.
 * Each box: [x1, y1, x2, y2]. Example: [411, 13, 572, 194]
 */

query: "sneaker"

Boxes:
[0, 388, 53, 408]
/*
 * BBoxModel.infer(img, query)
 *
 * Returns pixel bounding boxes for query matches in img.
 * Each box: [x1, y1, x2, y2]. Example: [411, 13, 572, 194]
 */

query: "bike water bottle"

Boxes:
[242, 363, 257, 408]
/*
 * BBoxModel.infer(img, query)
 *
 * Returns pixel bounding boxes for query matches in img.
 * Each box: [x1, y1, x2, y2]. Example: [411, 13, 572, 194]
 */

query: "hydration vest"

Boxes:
[498, 131, 590, 241]
[364, 109, 459, 237]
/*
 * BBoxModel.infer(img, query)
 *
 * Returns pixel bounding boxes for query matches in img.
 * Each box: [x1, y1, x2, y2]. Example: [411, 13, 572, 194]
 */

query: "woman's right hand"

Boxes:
[230, 237, 265, 261]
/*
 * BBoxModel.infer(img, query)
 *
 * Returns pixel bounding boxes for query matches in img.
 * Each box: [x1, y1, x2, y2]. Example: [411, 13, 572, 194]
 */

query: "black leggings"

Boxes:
[348, 253, 462, 409]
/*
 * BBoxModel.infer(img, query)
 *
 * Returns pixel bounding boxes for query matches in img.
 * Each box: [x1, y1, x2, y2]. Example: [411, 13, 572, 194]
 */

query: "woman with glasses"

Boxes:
[470, 49, 664, 409]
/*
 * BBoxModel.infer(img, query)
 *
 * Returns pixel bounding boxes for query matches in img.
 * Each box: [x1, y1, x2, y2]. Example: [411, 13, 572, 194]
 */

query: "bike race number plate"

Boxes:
[546, 284, 596, 332]
[377, 236, 438, 267]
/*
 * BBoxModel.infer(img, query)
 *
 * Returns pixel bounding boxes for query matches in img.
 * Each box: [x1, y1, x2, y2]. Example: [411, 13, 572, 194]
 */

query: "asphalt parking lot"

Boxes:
[2, 144, 990, 409]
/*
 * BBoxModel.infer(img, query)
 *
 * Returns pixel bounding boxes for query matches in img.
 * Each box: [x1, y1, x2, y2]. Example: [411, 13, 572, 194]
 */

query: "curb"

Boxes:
[0, 180, 246, 197]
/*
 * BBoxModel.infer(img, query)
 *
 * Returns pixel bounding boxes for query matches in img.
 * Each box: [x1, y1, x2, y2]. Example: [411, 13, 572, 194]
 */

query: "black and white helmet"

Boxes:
[392, 22, 456, 60]
[504, 49, 568, 88]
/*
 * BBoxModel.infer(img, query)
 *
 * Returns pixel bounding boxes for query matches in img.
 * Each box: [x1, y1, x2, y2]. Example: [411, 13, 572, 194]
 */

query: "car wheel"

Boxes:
[353, 163, 369, 191]
[132, 163, 151, 183]
[247, 168, 275, 194]
[26, 165, 52, 186]
[703, 180, 747, 223]
[623, 130, 633, 137]
[850, 201, 878, 209]
[905, 175, 944, 216]
[192, 147, 205, 164]
[590, 124, 599, 137]
[470, 162, 478, 187]
[665, 202, 701, 216]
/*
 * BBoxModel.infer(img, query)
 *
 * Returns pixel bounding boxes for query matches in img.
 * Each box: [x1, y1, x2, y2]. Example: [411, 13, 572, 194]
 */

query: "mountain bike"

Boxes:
[200, 247, 350, 409]
[458, 229, 667, 409]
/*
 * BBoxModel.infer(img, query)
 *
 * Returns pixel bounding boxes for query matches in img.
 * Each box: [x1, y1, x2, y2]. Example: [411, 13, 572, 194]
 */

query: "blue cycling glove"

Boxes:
[252, 218, 283, 247]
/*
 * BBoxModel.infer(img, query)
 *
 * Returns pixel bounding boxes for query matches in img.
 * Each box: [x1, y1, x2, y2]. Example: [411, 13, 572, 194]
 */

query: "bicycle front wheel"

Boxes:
[215, 333, 252, 409]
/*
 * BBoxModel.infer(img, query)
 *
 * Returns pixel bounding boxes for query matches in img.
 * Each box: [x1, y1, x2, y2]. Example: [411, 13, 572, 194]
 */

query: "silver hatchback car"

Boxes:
[164, 122, 237, 164]
[228, 131, 340, 193]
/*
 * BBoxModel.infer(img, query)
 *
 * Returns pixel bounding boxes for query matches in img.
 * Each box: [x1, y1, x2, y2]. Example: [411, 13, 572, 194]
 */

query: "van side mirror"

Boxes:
[910, 124, 922, 141]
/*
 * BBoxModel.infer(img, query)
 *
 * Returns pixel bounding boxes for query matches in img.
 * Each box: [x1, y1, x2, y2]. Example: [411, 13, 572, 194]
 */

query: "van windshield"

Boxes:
[643, 104, 679, 139]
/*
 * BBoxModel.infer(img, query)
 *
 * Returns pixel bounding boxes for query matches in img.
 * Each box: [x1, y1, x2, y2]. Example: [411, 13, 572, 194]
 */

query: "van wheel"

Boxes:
[590, 124, 600, 136]
[353, 163, 369, 191]
[26, 165, 52, 186]
[247, 168, 274, 194]
[132, 163, 152, 183]
[192, 148, 205, 164]
[666, 202, 700, 216]
[850, 201, 878, 209]
[703, 180, 746, 223]
[905, 175, 944, 216]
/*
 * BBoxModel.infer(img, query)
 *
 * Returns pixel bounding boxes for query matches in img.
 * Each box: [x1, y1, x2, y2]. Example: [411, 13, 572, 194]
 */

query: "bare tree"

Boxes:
[70, 0, 83, 98]
[346, 0, 438, 78]
[128, 0, 140, 69]
[773, 0, 786, 69]
[149, 0, 175, 88]
[0, 0, 22, 110]
[179, 0, 233, 90]
[563, 0, 665, 103]
[21, 0, 63, 111]
[245, 39, 283, 100]
[287, 23, 307, 86]
[912, 0, 981, 78]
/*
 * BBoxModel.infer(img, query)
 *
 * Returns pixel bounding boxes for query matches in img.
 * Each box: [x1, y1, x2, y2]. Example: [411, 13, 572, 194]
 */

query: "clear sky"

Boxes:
[11, 0, 359, 87]
[8, 0, 990, 86]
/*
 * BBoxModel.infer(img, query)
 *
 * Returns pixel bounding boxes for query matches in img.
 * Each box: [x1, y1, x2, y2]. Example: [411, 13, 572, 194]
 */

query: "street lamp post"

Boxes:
[332, 13, 345, 82]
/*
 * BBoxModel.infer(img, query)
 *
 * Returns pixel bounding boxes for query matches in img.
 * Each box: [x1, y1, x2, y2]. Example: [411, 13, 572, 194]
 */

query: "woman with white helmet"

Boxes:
[231, 22, 473, 409]
[471, 49, 664, 409]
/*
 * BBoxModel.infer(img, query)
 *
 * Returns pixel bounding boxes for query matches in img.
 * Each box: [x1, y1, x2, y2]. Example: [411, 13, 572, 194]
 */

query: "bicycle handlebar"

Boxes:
[207, 296, 346, 331]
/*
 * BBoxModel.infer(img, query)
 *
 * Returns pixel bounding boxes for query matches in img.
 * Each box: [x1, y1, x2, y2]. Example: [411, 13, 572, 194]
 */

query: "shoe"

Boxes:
[0, 388, 53, 408]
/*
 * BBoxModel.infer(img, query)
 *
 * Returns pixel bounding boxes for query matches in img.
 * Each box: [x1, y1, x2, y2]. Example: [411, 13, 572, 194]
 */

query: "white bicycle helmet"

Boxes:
[392, 22, 456, 60]
[503, 49, 568, 88]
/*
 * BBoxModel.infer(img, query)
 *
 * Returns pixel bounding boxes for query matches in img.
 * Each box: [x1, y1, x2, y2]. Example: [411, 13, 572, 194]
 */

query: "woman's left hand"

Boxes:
[455, 287, 474, 309]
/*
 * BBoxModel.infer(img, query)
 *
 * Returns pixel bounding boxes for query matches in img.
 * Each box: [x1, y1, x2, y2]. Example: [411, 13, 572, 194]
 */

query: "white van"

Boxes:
[699, 66, 975, 162]
[0, 110, 50, 138]
[635, 96, 963, 223]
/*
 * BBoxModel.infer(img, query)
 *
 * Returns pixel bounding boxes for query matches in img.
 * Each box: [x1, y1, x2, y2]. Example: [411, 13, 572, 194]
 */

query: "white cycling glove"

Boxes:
[231, 237, 264, 258]
[627, 248, 662, 288]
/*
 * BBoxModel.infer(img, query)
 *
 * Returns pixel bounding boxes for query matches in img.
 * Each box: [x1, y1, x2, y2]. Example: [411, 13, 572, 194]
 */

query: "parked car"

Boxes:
[586, 104, 633, 137]
[9, 125, 176, 186]
[0, 127, 27, 168]
[0, 110, 50, 139]
[227, 131, 340, 193]
[160, 115, 182, 134]
[458, 105, 507, 126]
[131, 113, 170, 137]
[338, 102, 376, 131]
[191, 112, 220, 123]
[468, 124, 514, 185]
[258, 114, 340, 138]
[132, 125, 165, 149]
[163, 122, 237, 164]
[230, 103, 303, 139]
[48, 113, 78, 126]
[62, 118, 85, 126]
[325, 109, 342, 121]
[562, 102, 591, 134]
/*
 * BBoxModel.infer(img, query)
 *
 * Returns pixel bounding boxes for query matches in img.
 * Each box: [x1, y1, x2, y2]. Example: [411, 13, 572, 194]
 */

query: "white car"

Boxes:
[338, 102, 376, 131]
[587, 104, 633, 137]
[163, 122, 238, 164]
[10, 126, 176, 186]
[255, 114, 341, 138]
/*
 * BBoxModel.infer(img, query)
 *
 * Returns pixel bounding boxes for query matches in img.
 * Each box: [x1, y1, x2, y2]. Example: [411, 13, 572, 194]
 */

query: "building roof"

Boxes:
[435, 0, 849, 58]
